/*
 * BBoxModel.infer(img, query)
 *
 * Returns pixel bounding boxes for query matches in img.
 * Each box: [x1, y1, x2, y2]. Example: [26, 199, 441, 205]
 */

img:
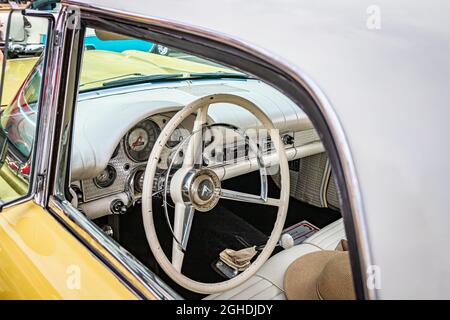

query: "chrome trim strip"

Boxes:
[48, 195, 181, 300]
[34, 10, 65, 207]
[1, 194, 35, 210]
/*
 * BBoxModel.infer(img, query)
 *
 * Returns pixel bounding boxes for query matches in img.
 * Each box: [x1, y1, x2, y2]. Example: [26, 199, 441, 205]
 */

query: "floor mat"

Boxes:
[182, 205, 267, 283]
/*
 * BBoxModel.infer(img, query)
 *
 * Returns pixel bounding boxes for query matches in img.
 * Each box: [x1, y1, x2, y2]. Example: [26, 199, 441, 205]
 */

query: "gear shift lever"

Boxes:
[280, 233, 295, 249]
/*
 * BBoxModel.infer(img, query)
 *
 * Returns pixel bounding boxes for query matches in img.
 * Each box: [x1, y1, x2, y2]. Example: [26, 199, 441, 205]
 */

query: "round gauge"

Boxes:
[93, 165, 117, 188]
[133, 169, 145, 194]
[125, 119, 160, 162]
[128, 128, 148, 152]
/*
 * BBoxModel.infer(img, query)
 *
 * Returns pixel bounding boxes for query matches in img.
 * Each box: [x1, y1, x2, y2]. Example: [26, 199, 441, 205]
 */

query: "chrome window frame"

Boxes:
[40, 2, 374, 300]
[0, 10, 55, 211]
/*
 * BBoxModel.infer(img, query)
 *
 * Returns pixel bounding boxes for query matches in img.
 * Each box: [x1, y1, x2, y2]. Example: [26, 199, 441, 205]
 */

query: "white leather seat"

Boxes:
[204, 218, 346, 300]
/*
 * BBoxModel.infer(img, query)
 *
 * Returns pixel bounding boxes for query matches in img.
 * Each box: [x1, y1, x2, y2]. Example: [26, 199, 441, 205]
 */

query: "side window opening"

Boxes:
[57, 24, 351, 300]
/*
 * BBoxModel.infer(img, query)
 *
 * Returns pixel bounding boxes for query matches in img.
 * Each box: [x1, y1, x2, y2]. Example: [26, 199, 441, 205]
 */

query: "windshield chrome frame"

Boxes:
[0, 10, 55, 211]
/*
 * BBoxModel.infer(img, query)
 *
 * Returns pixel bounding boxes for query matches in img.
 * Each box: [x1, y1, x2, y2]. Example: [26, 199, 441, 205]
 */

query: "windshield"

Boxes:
[78, 28, 245, 92]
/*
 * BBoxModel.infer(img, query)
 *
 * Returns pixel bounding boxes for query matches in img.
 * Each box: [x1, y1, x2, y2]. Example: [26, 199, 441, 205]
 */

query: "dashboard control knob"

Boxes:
[111, 199, 127, 214]
[282, 134, 294, 145]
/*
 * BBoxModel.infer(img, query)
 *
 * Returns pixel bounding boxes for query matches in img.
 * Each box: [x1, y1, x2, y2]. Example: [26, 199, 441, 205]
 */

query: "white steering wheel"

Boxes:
[141, 94, 290, 294]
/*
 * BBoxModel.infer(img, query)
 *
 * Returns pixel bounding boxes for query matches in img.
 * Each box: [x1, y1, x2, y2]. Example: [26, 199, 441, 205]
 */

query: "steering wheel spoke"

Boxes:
[172, 202, 195, 272]
[182, 105, 209, 169]
[220, 188, 281, 207]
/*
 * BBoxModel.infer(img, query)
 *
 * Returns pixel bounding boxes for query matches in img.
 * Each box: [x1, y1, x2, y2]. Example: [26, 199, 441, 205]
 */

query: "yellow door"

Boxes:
[0, 200, 138, 299]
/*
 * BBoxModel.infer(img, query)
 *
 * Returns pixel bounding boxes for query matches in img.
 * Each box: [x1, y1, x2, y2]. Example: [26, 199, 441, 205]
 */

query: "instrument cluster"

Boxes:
[76, 112, 191, 206]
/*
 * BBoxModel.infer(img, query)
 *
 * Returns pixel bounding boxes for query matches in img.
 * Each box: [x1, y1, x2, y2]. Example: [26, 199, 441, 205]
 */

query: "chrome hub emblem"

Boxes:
[182, 169, 221, 212]
[198, 179, 214, 201]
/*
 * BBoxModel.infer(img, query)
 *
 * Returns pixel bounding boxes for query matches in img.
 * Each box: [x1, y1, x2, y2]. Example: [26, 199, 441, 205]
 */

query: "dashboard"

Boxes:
[71, 114, 323, 220]
[69, 79, 325, 220]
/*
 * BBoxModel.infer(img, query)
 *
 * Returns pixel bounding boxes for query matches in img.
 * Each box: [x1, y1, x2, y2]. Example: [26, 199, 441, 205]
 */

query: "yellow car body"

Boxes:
[0, 57, 40, 107]
[0, 49, 232, 299]
[0, 201, 137, 299]
[0, 163, 28, 201]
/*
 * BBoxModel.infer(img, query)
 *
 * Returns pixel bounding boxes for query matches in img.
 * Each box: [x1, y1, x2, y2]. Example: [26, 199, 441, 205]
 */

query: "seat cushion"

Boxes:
[204, 218, 346, 300]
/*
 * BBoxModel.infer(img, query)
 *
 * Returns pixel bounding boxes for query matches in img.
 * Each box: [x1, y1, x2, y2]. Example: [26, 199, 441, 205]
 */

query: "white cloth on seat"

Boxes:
[204, 218, 346, 300]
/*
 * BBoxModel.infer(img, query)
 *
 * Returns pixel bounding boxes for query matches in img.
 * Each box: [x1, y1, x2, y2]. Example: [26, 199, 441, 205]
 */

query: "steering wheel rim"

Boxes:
[141, 93, 290, 294]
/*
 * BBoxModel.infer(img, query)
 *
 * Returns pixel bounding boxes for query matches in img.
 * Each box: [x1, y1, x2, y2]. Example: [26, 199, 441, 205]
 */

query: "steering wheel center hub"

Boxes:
[182, 169, 221, 212]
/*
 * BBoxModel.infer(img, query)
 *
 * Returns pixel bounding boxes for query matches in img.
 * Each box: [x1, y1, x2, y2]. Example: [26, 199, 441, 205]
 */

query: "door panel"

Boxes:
[0, 201, 136, 299]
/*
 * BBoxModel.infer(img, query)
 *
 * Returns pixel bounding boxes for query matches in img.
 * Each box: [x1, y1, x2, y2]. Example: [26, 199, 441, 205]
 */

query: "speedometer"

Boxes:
[128, 128, 149, 152]
[125, 119, 160, 162]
